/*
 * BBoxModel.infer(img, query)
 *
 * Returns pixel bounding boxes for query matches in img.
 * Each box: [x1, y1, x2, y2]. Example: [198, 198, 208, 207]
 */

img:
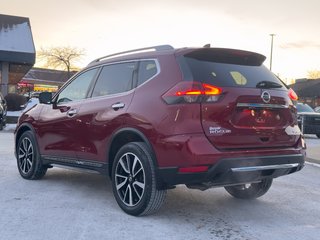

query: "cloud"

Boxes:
[280, 41, 320, 49]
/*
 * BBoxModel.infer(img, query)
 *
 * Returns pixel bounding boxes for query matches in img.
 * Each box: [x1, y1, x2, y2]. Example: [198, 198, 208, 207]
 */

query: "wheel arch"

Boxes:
[15, 123, 38, 156]
[107, 128, 158, 178]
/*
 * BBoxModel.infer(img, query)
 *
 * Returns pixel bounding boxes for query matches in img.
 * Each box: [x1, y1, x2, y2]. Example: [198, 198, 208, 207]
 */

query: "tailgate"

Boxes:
[201, 88, 300, 149]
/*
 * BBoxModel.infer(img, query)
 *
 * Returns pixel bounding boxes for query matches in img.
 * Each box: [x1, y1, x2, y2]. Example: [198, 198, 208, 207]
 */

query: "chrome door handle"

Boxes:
[67, 109, 78, 117]
[112, 102, 125, 111]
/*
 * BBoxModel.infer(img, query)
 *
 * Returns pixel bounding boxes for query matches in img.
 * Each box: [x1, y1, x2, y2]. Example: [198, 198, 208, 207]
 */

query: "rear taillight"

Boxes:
[162, 81, 222, 104]
[288, 88, 298, 101]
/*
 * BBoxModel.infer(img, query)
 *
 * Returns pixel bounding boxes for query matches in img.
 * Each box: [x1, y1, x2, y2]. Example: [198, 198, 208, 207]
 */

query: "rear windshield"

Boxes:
[178, 55, 286, 89]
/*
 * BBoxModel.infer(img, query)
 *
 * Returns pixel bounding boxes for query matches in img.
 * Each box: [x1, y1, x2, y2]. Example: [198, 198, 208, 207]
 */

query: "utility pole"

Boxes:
[269, 34, 276, 71]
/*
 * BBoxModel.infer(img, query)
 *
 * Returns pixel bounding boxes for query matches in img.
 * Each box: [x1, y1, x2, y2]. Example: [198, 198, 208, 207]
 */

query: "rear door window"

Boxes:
[92, 62, 136, 97]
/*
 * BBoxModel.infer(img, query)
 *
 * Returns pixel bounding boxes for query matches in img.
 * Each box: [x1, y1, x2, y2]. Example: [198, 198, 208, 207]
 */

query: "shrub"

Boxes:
[4, 93, 27, 111]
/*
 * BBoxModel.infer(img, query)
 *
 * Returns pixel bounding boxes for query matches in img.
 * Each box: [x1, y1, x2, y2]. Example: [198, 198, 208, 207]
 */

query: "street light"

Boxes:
[269, 34, 276, 71]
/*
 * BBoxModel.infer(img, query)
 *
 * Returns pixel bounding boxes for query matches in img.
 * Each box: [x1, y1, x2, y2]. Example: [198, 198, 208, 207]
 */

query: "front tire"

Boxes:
[111, 142, 166, 216]
[16, 131, 47, 180]
[224, 178, 273, 199]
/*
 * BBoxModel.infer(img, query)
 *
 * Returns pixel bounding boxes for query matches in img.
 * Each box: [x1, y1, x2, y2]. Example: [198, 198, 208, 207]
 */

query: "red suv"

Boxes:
[15, 45, 305, 216]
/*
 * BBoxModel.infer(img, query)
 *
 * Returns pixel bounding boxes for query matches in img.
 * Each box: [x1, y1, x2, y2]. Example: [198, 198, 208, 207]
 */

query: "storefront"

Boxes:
[18, 67, 71, 95]
[0, 14, 35, 96]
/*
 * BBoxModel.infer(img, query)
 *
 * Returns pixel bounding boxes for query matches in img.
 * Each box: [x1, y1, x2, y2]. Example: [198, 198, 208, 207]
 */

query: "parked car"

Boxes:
[314, 106, 320, 113]
[297, 103, 320, 138]
[0, 92, 7, 130]
[14, 45, 306, 216]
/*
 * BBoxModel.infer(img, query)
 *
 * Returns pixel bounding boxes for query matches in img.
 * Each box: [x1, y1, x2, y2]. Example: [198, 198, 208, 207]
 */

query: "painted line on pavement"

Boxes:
[306, 161, 320, 168]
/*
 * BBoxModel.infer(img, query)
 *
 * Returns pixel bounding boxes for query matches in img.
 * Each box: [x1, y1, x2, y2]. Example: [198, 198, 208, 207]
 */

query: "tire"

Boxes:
[0, 121, 3, 131]
[16, 131, 47, 180]
[316, 134, 320, 139]
[224, 178, 273, 199]
[111, 142, 166, 216]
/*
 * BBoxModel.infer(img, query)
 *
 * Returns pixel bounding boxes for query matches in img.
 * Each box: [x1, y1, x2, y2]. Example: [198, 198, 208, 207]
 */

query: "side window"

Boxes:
[57, 68, 98, 104]
[92, 62, 136, 97]
[137, 60, 158, 86]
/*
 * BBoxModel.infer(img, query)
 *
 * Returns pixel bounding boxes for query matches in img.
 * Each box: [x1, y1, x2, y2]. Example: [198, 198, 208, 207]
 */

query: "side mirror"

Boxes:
[39, 92, 52, 104]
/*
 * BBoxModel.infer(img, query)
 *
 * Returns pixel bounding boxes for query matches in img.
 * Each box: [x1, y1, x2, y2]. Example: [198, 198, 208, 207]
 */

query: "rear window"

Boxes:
[178, 52, 286, 89]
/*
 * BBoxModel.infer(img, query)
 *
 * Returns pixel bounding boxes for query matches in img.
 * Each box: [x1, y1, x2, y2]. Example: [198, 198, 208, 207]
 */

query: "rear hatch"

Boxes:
[177, 48, 299, 150]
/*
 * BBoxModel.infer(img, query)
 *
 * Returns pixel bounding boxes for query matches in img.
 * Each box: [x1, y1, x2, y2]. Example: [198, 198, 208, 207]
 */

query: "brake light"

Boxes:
[162, 82, 222, 104]
[288, 88, 298, 101]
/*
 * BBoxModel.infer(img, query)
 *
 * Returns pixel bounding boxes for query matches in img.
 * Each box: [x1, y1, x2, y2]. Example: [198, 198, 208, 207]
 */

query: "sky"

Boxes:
[1, 0, 320, 83]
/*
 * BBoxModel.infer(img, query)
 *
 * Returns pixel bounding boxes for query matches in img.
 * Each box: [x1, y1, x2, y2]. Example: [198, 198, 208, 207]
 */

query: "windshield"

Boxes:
[296, 103, 315, 113]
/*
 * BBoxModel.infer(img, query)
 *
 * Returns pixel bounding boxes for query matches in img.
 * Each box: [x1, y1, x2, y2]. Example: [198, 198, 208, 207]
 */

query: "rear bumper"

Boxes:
[158, 153, 305, 189]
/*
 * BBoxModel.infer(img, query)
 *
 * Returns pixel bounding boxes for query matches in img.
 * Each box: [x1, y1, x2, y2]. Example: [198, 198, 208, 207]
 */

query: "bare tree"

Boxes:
[307, 69, 320, 79]
[37, 46, 85, 77]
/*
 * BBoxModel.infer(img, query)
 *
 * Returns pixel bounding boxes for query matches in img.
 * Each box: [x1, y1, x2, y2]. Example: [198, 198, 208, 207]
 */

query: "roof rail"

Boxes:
[89, 45, 174, 64]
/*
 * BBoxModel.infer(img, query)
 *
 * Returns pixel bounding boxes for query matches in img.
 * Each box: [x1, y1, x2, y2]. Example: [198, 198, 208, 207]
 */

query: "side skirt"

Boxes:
[41, 155, 109, 175]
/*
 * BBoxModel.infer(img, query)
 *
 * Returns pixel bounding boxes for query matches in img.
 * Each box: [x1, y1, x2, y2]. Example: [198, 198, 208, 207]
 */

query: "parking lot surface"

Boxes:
[1, 131, 319, 240]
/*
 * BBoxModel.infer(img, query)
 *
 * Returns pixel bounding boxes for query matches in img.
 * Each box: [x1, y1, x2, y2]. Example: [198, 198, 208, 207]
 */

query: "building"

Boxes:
[19, 67, 72, 94]
[0, 14, 35, 96]
[289, 78, 320, 108]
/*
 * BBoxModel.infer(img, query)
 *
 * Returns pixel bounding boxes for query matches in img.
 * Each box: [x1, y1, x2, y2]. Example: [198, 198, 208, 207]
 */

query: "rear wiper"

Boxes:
[256, 81, 283, 89]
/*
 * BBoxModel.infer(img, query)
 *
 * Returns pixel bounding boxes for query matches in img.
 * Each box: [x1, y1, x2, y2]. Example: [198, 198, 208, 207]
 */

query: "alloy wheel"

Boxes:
[18, 137, 34, 174]
[115, 152, 146, 207]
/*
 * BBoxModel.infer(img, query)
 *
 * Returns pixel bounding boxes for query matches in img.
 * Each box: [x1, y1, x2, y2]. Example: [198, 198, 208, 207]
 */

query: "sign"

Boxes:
[34, 84, 58, 92]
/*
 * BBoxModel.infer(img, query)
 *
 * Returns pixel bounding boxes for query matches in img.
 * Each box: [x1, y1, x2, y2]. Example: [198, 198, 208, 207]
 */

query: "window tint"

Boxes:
[92, 62, 136, 97]
[179, 56, 285, 89]
[138, 60, 158, 86]
[57, 68, 98, 104]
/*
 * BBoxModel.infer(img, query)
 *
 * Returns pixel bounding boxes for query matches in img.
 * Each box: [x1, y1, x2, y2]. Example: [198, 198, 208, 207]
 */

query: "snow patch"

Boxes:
[3, 124, 16, 132]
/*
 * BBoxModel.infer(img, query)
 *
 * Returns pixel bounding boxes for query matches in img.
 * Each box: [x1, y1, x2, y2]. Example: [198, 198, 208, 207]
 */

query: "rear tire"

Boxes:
[16, 131, 47, 180]
[224, 178, 273, 199]
[111, 142, 166, 216]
